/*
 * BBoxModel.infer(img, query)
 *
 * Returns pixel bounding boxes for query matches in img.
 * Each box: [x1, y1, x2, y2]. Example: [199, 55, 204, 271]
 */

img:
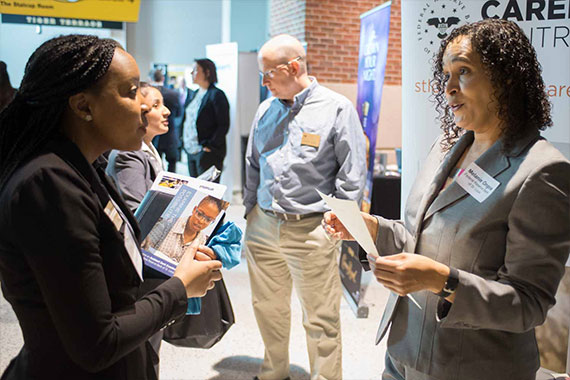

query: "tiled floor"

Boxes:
[0, 197, 391, 380]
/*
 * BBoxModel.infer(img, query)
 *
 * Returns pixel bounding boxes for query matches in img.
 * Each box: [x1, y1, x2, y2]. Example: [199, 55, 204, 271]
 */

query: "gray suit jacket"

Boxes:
[374, 130, 570, 380]
[106, 149, 163, 212]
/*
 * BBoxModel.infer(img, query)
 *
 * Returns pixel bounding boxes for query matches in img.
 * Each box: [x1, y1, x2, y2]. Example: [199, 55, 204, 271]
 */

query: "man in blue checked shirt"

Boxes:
[244, 34, 367, 380]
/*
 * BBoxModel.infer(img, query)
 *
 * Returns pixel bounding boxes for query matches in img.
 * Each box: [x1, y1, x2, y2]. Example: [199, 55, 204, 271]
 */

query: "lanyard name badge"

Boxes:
[104, 199, 144, 280]
[456, 162, 500, 203]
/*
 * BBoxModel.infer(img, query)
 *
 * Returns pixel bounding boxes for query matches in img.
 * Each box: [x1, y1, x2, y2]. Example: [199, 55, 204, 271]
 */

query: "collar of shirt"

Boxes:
[171, 217, 187, 236]
[141, 141, 163, 168]
[280, 76, 318, 112]
[171, 219, 203, 247]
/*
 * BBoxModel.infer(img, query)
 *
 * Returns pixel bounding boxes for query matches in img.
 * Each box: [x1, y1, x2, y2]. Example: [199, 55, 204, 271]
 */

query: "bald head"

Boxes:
[259, 34, 307, 72]
[258, 34, 311, 101]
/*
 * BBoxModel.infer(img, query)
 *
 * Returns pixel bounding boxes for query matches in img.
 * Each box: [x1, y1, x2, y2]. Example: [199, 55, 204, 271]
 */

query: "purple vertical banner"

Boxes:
[338, 3, 391, 318]
[356, 2, 391, 213]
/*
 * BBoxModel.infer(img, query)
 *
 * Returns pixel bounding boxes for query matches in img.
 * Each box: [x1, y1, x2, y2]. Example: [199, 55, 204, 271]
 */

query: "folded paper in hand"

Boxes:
[316, 190, 422, 310]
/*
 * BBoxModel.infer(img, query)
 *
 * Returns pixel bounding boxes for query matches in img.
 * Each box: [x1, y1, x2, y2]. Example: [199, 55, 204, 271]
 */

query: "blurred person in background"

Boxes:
[182, 58, 229, 180]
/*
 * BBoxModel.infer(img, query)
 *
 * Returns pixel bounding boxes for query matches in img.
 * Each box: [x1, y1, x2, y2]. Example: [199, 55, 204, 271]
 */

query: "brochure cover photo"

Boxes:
[140, 183, 229, 276]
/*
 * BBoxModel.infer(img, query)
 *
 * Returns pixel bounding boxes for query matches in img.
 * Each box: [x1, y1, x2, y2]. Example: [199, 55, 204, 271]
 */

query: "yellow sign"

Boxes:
[0, 0, 141, 23]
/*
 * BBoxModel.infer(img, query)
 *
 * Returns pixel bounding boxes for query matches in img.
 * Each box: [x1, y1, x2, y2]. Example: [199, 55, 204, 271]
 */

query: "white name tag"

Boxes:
[456, 162, 500, 203]
[123, 226, 144, 281]
[107, 198, 143, 280]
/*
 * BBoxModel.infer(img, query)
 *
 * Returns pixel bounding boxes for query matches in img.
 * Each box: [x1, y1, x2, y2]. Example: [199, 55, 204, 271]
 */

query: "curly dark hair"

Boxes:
[432, 19, 552, 152]
[0, 35, 120, 190]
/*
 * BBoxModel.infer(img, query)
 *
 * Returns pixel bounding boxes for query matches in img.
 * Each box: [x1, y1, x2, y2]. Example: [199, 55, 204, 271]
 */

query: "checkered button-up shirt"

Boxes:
[145, 217, 207, 263]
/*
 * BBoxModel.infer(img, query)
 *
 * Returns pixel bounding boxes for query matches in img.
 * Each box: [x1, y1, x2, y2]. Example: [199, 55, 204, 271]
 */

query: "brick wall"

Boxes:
[384, 0, 402, 85]
[269, 0, 401, 85]
[269, 0, 306, 41]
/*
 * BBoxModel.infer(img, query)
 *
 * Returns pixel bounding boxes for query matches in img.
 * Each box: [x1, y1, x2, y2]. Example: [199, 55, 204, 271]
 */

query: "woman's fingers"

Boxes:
[206, 259, 223, 272]
[198, 245, 217, 260]
[195, 252, 212, 261]
[370, 253, 445, 295]
[373, 268, 400, 283]
[174, 247, 223, 298]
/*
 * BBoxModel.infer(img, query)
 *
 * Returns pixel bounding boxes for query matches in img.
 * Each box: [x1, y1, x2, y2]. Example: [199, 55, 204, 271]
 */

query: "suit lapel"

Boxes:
[197, 87, 212, 118]
[184, 88, 192, 108]
[413, 132, 474, 235]
[94, 164, 142, 241]
[424, 132, 515, 221]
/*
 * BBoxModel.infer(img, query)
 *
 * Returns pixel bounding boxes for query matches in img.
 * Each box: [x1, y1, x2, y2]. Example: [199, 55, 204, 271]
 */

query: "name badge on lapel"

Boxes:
[456, 162, 500, 203]
[123, 226, 144, 281]
[301, 132, 320, 148]
[104, 200, 123, 231]
[105, 199, 143, 280]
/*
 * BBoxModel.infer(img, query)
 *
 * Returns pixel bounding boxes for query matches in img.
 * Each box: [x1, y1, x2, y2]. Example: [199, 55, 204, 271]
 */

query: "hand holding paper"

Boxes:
[317, 190, 422, 310]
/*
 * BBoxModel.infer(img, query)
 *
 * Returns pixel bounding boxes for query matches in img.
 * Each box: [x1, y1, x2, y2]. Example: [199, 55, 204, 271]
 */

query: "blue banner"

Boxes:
[356, 2, 391, 212]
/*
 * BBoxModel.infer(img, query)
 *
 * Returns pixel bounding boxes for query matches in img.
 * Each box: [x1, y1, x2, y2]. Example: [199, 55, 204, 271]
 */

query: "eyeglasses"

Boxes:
[194, 208, 215, 224]
[259, 56, 302, 79]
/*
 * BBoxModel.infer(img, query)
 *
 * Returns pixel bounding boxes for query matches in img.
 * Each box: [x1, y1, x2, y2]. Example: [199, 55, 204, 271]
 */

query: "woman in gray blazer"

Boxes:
[107, 83, 170, 212]
[325, 19, 570, 380]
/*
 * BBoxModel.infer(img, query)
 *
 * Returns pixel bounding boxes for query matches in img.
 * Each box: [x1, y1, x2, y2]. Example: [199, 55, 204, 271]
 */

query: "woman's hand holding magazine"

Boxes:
[174, 239, 222, 298]
[195, 245, 217, 261]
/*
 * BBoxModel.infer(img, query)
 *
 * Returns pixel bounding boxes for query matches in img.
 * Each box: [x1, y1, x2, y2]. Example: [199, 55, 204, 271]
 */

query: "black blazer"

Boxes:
[188, 84, 230, 170]
[0, 136, 187, 380]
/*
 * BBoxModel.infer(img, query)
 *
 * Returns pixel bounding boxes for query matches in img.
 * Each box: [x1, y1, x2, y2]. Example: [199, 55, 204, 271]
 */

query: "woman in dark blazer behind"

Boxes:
[0, 35, 222, 380]
[182, 58, 229, 179]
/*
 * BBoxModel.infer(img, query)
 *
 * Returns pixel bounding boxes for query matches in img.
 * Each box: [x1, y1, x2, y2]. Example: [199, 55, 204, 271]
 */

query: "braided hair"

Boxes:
[0, 34, 120, 190]
[432, 19, 552, 152]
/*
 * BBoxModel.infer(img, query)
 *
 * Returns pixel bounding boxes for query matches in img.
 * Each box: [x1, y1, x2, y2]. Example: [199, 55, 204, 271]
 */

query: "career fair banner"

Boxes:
[0, 0, 141, 22]
[401, 0, 570, 210]
[356, 1, 391, 213]
[339, 2, 391, 318]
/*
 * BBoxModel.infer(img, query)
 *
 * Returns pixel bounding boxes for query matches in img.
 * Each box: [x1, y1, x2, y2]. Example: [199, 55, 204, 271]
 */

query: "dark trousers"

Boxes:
[187, 151, 223, 183]
[159, 146, 178, 173]
[187, 151, 203, 178]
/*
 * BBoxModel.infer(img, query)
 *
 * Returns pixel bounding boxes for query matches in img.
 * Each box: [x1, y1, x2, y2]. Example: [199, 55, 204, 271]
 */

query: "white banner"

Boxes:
[401, 0, 570, 207]
[206, 42, 239, 200]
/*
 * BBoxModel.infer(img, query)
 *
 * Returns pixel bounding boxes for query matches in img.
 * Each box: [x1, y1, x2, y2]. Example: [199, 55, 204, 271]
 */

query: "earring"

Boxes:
[85, 115, 92, 122]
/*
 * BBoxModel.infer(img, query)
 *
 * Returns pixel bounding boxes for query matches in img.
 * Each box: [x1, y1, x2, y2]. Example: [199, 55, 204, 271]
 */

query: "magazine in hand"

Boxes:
[135, 172, 228, 277]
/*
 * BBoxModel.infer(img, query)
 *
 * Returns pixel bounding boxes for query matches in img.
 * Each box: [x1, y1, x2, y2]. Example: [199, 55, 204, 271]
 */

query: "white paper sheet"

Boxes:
[317, 190, 422, 310]
[316, 190, 379, 256]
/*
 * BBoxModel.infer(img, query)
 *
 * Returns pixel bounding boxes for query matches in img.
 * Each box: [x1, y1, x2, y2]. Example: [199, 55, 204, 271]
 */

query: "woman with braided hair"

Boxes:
[0, 35, 222, 380]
